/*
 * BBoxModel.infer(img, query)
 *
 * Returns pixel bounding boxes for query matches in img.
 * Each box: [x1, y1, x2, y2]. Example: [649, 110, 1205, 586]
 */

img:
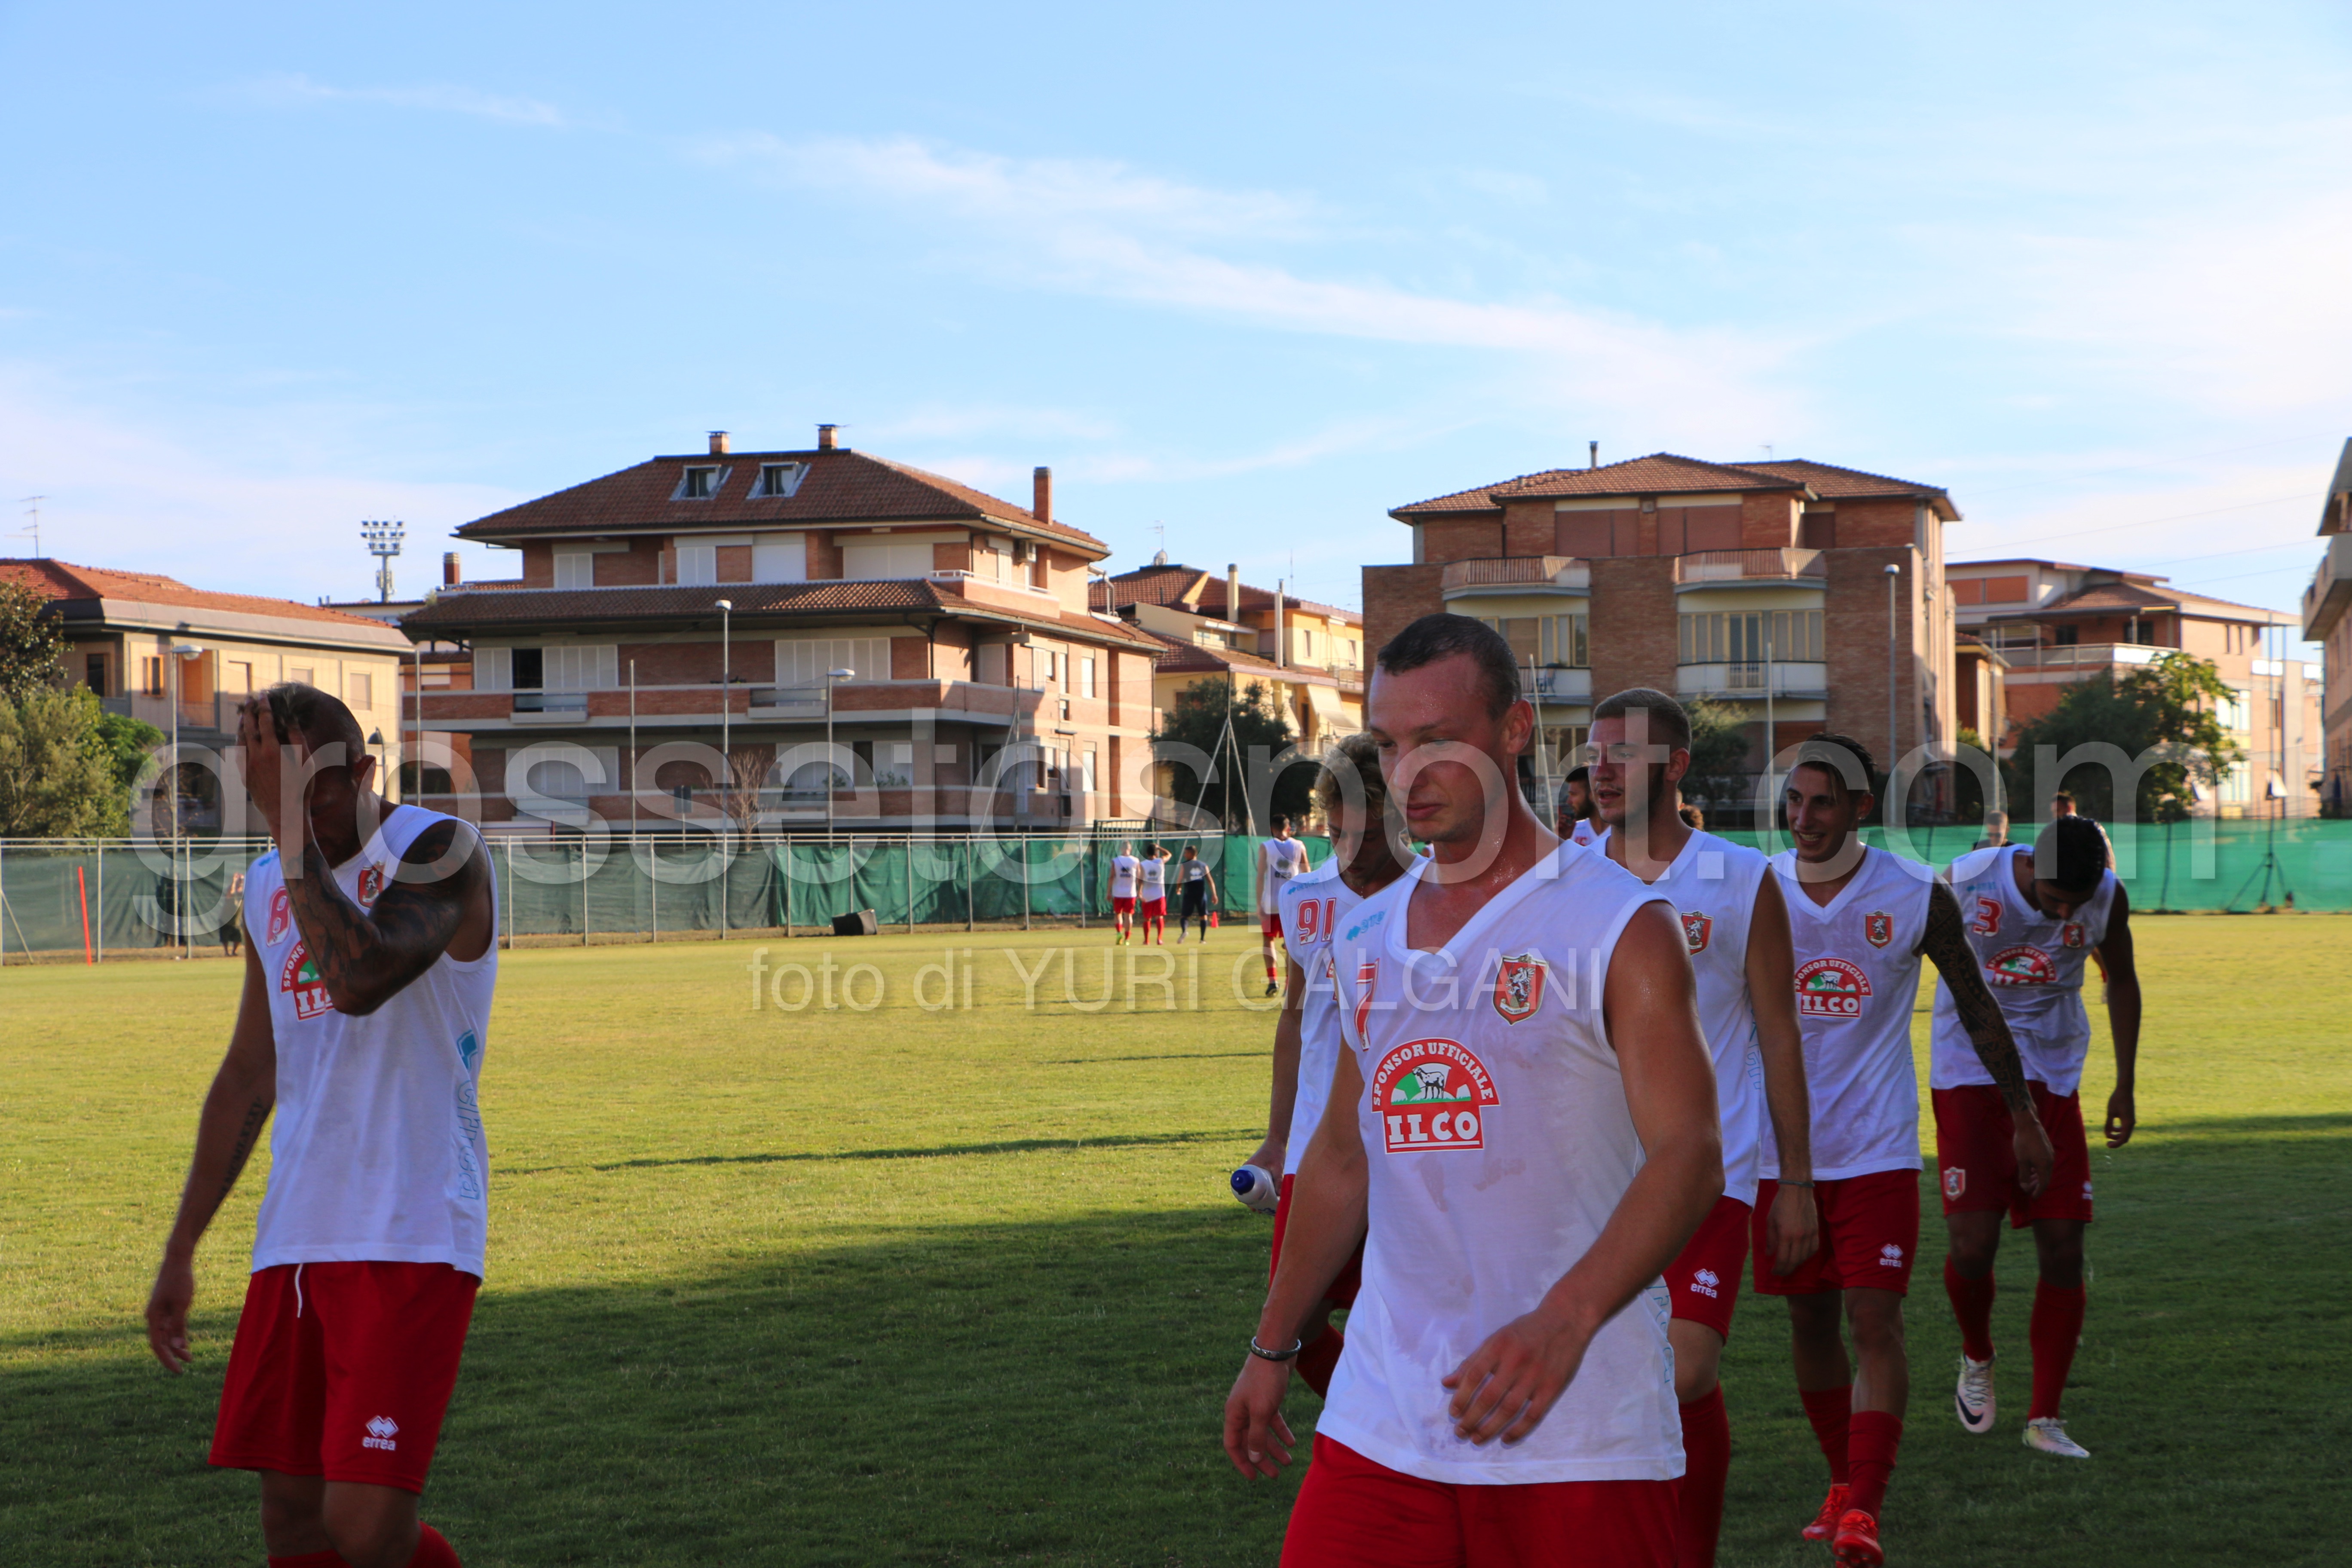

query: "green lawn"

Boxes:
[2, 917, 2346, 1566]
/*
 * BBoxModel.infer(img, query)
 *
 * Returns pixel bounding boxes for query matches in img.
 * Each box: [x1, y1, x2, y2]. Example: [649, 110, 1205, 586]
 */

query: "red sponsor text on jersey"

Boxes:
[278, 941, 336, 1020]
[1491, 953, 1547, 1024]
[1985, 945, 2058, 985]
[266, 887, 292, 945]
[1680, 911, 1712, 954]
[1865, 911, 1894, 948]
[1794, 956, 1871, 1019]
[1370, 1038, 1499, 1152]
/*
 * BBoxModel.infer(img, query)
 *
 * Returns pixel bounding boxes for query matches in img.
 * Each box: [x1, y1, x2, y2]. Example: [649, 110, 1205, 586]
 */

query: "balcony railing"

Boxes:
[1674, 548, 1826, 584]
[748, 686, 828, 717]
[2303, 533, 2352, 642]
[512, 692, 590, 719]
[1999, 642, 2164, 674]
[1439, 556, 1589, 592]
[1530, 667, 1590, 702]
[1675, 661, 1828, 700]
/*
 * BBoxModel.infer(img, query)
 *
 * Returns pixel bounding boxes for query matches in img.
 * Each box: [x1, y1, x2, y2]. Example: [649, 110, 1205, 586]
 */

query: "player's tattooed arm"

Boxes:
[1920, 879, 2036, 1115]
[285, 821, 489, 1016]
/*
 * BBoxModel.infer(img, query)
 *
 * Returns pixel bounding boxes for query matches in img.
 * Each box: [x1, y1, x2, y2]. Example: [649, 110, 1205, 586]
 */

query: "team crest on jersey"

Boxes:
[1943, 1166, 1966, 1199]
[1986, 946, 2057, 986]
[265, 887, 292, 945]
[1794, 957, 1871, 1019]
[1352, 958, 1379, 1044]
[1680, 911, 1712, 954]
[1370, 1038, 1499, 1153]
[1491, 953, 1547, 1024]
[278, 941, 335, 1020]
[356, 864, 387, 906]
[2061, 922, 2086, 949]
[1864, 911, 1894, 949]
[1969, 896, 2002, 936]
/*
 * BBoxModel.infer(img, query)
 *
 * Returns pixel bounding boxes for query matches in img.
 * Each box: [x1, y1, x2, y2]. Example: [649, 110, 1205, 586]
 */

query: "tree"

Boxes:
[2007, 652, 2244, 823]
[0, 685, 126, 836]
[1681, 697, 1753, 801]
[0, 576, 67, 700]
[1152, 678, 1316, 830]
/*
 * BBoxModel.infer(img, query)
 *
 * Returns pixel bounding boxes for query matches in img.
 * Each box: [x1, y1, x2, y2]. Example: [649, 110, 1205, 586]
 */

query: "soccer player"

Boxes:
[1587, 688, 1819, 1568]
[1762, 734, 2053, 1568]
[1255, 815, 1310, 996]
[1934, 814, 2138, 1460]
[1225, 614, 1721, 1568]
[1106, 841, 1140, 944]
[1137, 842, 1172, 945]
[1175, 844, 1218, 943]
[144, 683, 497, 1568]
[1239, 733, 1415, 1399]
[1559, 764, 1605, 848]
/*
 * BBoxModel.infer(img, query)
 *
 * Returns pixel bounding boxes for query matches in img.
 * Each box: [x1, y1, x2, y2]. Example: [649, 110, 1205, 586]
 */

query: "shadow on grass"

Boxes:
[583, 1127, 1260, 1173]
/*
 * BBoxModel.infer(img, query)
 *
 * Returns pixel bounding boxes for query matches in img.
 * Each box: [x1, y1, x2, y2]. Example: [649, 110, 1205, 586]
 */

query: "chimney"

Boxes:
[442, 552, 460, 588]
[817, 423, 839, 450]
[1227, 562, 1241, 622]
[708, 430, 730, 456]
[1033, 466, 1053, 526]
[1589, 440, 1599, 470]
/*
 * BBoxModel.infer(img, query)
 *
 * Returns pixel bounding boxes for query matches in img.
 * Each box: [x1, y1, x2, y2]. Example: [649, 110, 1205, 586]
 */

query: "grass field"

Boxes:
[3, 916, 2348, 1566]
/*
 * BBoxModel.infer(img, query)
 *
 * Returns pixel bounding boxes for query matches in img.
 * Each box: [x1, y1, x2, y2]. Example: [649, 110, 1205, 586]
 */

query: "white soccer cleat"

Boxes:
[1954, 1354, 1997, 1434]
[2023, 1417, 2090, 1458]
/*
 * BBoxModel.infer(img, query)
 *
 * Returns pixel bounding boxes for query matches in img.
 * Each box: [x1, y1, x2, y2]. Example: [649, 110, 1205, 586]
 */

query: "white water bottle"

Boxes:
[1230, 1164, 1280, 1214]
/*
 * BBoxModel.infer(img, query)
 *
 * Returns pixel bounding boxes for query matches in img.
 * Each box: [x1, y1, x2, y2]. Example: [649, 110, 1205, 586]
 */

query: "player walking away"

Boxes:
[1587, 688, 1819, 1568]
[1225, 614, 1721, 1568]
[1176, 844, 1218, 943]
[144, 683, 496, 1568]
[1256, 816, 1310, 996]
[1558, 764, 1605, 848]
[222, 869, 248, 957]
[1106, 841, 1140, 944]
[1136, 843, 1172, 945]
[1239, 733, 1415, 1400]
[1933, 815, 2139, 1461]
[1762, 734, 2053, 1568]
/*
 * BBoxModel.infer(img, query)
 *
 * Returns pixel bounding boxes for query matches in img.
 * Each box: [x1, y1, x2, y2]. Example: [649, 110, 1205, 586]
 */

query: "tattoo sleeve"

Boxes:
[1920, 879, 2035, 1114]
[217, 1096, 270, 1204]
[283, 822, 483, 1016]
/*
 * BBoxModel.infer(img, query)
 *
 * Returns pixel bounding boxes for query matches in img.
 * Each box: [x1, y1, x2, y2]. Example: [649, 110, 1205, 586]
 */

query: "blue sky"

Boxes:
[2, 1, 2347, 654]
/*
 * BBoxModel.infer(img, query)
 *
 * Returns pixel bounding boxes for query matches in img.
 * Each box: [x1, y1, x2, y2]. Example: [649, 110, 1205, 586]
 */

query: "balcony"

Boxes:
[1676, 662, 1829, 701]
[102, 692, 246, 735]
[1999, 642, 2166, 678]
[1440, 556, 1589, 594]
[1674, 549, 1826, 585]
[2303, 533, 2352, 642]
[1529, 667, 1591, 703]
[748, 685, 829, 718]
[511, 692, 590, 721]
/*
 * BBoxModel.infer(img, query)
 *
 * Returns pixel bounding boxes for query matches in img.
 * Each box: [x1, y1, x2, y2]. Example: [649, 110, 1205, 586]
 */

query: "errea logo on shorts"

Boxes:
[362, 1416, 399, 1452]
[1690, 1268, 1721, 1299]
[1879, 1243, 1905, 1267]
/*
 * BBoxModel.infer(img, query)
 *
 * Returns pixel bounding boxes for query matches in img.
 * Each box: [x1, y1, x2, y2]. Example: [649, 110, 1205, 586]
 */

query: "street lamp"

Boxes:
[824, 667, 854, 834]
[1884, 563, 1902, 814]
[168, 643, 203, 956]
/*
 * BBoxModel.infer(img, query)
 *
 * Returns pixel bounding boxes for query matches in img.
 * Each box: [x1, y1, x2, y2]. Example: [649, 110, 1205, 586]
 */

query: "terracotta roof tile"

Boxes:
[1096, 561, 1360, 624]
[0, 559, 401, 630]
[1736, 459, 1949, 501]
[1393, 453, 1801, 518]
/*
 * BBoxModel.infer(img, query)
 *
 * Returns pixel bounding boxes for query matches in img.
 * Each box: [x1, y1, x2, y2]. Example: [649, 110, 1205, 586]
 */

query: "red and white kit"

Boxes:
[211, 804, 499, 1493]
[1928, 845, 2115, 1224]
[1268, 859, 1379, 1303]
[1644, 830, 1770, 1338]
[1319, 845, 1683, 1488]
[1109, 852, 1139, 915]
[1755, 845, 1933, 1296]
[1260, 836, 1309, 935]
[1136, 854, 1167, 918]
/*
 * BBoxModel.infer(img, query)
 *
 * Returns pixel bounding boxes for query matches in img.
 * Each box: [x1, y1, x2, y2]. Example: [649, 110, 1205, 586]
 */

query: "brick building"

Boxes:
[2302, 439, 2352, 815]
[1366, 454, 1962, 807]
[400, 428, 1163, 833]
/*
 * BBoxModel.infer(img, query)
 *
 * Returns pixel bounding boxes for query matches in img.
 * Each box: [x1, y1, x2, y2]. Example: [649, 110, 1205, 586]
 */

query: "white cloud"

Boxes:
[239, 73, 565, 128]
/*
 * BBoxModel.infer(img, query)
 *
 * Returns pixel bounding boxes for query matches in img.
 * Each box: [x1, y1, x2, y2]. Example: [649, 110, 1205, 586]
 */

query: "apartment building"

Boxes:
[2301, 438, 2352, 815]
[400, 429, 1163, 833]
[2, 557, 414, 826]
[1948, 557, 2321, 817]
[1092, 557, 1366, 754]
[1366, 454, 1962, 804]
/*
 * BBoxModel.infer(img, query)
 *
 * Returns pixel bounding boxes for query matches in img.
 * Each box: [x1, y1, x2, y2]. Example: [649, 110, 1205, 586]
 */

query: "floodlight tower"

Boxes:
[361, 520, 406, 603]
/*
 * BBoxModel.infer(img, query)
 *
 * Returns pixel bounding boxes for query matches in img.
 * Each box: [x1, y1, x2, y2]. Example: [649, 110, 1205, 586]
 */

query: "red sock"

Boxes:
[1674, 1386, 1730, 1568]
[1945, 1257, 1998, 1363]
[1294, 1325, 1344, 1399]
[1265, 956, 1277, 981]
[1845, 1411, 1903, 1520]
[1798, 1384, 1851, 1484]
[2028, 1282, 2086, 1420]
[408, 1524, 461, 1568]
[270, 1553, 345, 1568]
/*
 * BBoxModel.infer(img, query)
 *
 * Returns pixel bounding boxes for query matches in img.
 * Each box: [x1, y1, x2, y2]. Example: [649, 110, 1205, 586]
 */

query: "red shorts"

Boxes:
[1663, 1195, 1750, 1340]
[1750, 1169, 1920, 1296]
[1139, 897, 1167, 919]
[1282, 1434, 1675, 1568]
[1270, 1173, 1363, 1307]
[1113, 895, 1136, 915]
[209, 1262, 478, 1494]
[1262, 913, 1285, 940]
[1933, 1083, 2095, 1226]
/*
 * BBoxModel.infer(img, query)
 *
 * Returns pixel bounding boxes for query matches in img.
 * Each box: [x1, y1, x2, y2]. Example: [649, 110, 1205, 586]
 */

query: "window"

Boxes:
[348, 672, 373, 710]
[1678, 610, 1824, 664]
[977, 643, 1008, 685]
[287, 665, 314, 687]
[227, 661, 254, 694]
[675, 544, 718, 586]
[752, 536, 806, 583]
[876, 742, 914, 788]
[544, 645, 618, 692]
[511, 647, 544, 690]
[841, 539, 936, 579]
[1298, 628, 1317, 662]
[2217, 687, 2251, 731]
[776, 637, 891, 687]
[141, 656, 165, 695]
[754, 463, 803, 498]
[677, 465, 725, 499]
[2054, 625, 2079, 646]
[554, 551, 594, 589]
[1540, 614, 1589, 669]
[1195, 630, 1227, 649]
[975, 536, 1016, 582]
[1081, 749, 1097, 794]
[1080, 657, 1096, 698]
[86, 654, 108, 696]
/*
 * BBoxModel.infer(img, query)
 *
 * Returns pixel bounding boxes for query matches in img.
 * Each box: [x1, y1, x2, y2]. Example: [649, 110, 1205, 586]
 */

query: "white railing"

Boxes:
[1675, 661, 1828, 699]
[1674, 548, 1826, 584]
[2000, 642, 2163, 674]
[1440, 556, 1589, 592]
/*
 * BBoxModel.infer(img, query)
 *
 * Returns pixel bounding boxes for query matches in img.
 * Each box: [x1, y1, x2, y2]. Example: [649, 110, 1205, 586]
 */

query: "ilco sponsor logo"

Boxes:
[1794, 957, 1871, 1020]
[362, 1415, 399, 1452]
[265, 887, 292, 945]
[1371, 1038, 1499, 1154]
[1986, 946, 2058, 986]
[1491, 953, 1547, 1025]
[1943, 1166, 1966, 1199]
[1690, 1267, 1721, 1299]
[1865, 911, 1894, 949]
[278, 942, 336, 1020]
[1969, 895, 2002, 936]
[1680, 911, 1712, 955]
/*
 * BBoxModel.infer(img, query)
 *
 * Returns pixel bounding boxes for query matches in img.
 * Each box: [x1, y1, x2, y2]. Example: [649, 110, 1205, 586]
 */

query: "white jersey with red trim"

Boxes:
[1569, 818, 1606, 850]
[1929, 845, 2117, 1097]
[1275, 858, 1376, 1178]
[243, 805, 500, 1277]
[1765, 845, 1934, 1182]
[1137, 855, 1167, 903]
[1320, 845, 1682, 1485]
[1108, 855, 1139, 899]
[1635, 829, 1768, 1205]
[1259, 836, 1309, 912]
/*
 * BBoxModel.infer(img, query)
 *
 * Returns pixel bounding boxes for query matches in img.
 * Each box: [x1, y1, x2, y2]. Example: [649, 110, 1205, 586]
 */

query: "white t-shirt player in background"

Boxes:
[1105, 843, 1141, 945]
[1254, 817, 1311, 996]
[1225, 614, 1721, 1567]
[146, 683, 497, 1568]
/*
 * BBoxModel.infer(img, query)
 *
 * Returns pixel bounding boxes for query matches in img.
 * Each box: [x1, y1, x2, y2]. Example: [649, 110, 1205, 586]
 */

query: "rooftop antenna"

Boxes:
[1763, 443, 1775, 461]
[361, 520, 406, 603]
[13, 496, 44, 557]
[1150, 521, 1167, 566]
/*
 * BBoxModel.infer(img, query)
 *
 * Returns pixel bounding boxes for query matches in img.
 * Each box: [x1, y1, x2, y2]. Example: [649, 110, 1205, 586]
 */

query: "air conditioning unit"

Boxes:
[1013, 540, 1035, 565]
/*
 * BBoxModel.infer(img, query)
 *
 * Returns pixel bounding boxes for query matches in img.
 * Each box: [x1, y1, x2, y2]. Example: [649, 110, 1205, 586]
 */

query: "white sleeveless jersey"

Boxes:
[1632, 830, 1769, 1206]
[1260, 838, 1308, 912]
[1569, 818, 1607, 851]
[1320, 845, 1683, 1485]
[1765, 845, 1934, 1182]
[243, 805, 499, 1277]
[1138, 856, 1167, 901]
[1109, 855, 1139, 898]
[1930, 845, 2117, 1097]
[1275, 859, 1380, 1178]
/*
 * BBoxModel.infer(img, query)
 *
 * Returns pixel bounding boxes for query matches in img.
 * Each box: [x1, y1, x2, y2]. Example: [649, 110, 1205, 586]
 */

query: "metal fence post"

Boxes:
[581, 840, 590, 947]
[1021, 838, 1030, 931]
[96, 842, 104, 963]
[649, 836, 658, 944]
[906, 838, 915, 934]
[965, 840, 974, 933]
[504, 837, 514, 950]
